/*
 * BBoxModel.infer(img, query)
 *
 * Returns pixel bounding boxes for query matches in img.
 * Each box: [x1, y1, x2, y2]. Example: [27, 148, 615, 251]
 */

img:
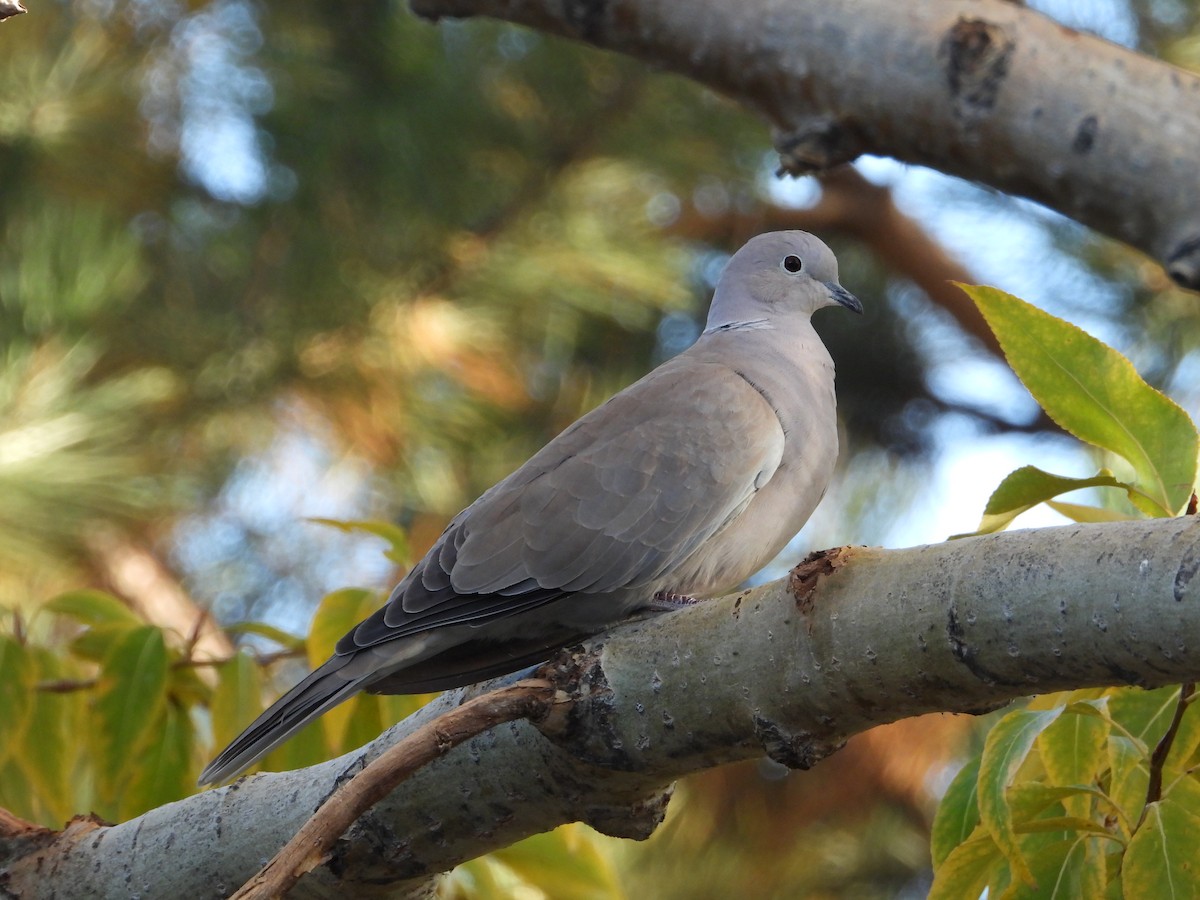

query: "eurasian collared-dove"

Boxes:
[199, 231, 861, 785]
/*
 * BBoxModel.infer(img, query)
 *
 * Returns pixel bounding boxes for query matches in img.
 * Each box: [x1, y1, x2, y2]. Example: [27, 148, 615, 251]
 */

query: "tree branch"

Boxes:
[3, 517, 1199, 897]
[408, 0, 1200, 290]
[231, 679, 564, 900]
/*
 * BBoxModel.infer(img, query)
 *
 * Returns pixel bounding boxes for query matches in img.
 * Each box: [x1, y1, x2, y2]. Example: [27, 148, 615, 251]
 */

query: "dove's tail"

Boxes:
[198, 654, 368, 786]
[199, 615, 583, 786]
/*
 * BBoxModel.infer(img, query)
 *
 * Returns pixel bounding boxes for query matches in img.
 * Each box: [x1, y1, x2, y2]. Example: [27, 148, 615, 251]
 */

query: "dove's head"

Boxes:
[704, 231, 862, 333]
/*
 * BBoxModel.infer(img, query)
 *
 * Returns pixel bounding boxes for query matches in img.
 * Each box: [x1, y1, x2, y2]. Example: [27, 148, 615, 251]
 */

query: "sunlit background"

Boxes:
[2, 0, 1198, 895]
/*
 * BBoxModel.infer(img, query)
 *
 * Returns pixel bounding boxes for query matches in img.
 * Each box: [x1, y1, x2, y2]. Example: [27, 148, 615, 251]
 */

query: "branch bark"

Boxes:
[231, 680, 564, 900]
[2, 517, 1198, 897]
[408, 0, 1200, 290]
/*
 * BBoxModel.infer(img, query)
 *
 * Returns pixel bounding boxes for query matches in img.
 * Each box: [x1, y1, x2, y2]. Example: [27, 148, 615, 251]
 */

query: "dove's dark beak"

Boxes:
[826, 282, 864, 315]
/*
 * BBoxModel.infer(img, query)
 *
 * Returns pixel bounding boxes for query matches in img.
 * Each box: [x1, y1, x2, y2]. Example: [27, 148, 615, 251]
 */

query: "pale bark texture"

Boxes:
[3, 517, 1198, 897]
[409, 0, 1200, 289]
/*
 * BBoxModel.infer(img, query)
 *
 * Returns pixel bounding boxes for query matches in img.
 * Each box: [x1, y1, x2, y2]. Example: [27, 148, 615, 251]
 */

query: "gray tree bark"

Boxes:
[3, 517, 1198, 897]
[408, 0, 1200, 290]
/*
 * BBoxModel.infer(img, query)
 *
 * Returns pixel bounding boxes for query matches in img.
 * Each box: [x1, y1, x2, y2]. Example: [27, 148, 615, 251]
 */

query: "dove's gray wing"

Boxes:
[200, 359, 785, 785]
[340, 357, 785, 652]
[198, 361, 783, 784]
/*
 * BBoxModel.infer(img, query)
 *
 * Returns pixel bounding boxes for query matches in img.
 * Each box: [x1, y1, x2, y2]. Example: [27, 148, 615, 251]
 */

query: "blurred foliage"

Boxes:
[931, 291, 1200, 896]
[2, 0, 1200, 897]
[0, 579, 428, 825]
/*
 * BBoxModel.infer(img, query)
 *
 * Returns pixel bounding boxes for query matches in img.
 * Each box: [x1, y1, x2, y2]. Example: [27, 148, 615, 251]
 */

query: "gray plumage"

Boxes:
[199, 231, 861, 785]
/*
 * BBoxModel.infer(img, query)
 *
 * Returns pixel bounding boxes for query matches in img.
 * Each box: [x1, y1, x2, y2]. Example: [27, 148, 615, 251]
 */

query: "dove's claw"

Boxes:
[650, 590, 700, 610]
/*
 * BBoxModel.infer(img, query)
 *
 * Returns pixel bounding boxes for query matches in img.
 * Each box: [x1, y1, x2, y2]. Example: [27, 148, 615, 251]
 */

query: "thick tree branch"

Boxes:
[408, 0, 1200, 290]
[3, 517, 1199, 897]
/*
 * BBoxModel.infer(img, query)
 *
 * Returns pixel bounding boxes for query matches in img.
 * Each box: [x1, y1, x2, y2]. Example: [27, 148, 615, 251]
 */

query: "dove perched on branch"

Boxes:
[200, 231, 862, 785]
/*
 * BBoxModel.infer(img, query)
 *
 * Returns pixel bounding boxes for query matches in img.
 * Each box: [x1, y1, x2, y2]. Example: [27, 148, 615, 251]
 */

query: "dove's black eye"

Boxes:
[782, 255, 803, 273]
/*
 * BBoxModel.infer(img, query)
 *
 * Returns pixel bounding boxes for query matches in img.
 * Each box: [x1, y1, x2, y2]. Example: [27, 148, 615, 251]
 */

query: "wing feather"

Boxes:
[340, 359, 784, 653]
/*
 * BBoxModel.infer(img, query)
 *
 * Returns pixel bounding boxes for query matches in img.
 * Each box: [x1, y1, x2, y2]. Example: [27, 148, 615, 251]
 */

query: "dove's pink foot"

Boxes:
[650, 589, 700, 610]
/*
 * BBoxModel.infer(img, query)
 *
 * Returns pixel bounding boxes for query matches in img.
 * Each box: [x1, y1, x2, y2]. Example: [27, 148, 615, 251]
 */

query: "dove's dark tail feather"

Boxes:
[198, 655, 368, 786]
[198, 630, 586, 786]
[363, 633, 586, 695]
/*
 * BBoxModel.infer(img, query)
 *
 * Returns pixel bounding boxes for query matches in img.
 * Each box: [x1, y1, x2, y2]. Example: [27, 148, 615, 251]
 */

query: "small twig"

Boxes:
[33, 648, 304, 693]
[180, 611, 208, 665]
[177, 647, 304, 670]
[230, 678, 565, 900]
[35, 678, 100, 694]
[1138, 681, 1195, 827]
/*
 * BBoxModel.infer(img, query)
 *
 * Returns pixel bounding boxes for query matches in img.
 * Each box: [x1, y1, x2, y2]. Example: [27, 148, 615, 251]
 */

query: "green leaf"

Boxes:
[491, 824, 625, 900]
[1039, 707, 1110, 817]
[307, 588, 381, 667]
[1008, 784, 1108, 824]
[43, 589, 142, 627]
[1122, 776, 1200, 899]
[0, 757, 34, 824]
[1109, 686, 1180, 749]
[979, 708, 1066, 887]
[308, 517, 410, 566]
[1044, 500, 1136, 524]
[264, 717, 328, 775]
[0, 636, 34, 769]
[964, 285, 1198, 516]
[307, 588, 383, 748]
[1001, 835, 1106, 900]
[965, 467, 1150, 535]
[211, 651, 264, 753]
[69, 621, 143, 663]
[221, 621, 304, 651]
[933, 756, 982, 868]
[929, 827, 1004, 900]
[92, 626, 170, 811]
[14, 646, 81, 825]
[445, 856, 522, 898]
[119, 702, 192, 820]
[1014, 817, 1112, 836]
[1108, 736, 1149, 836]
[1163, 771, 1200, 812]
[1163, 690, 1200, 776]
[168, 661, 212, 709]
[336, 695, 386, 756]
[375, 692, 435, 726]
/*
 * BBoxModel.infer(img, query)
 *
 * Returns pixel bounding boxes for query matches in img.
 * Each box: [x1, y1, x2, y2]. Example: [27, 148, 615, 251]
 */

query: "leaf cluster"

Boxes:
[931, 288, 1200, 897]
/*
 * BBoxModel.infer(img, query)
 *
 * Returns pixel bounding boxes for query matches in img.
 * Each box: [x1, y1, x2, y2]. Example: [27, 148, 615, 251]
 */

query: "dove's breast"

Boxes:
[664, 329, 839, 596]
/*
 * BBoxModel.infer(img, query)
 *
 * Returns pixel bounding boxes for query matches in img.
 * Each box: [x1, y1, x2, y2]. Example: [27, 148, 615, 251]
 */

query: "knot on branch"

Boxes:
[752, 716, 844, 770]
[582, 785, 674, 840]
[540, 644, 642, 771]
[773, 119, 864, 177]
[789, 546, 851, 614]
[939, 17, 1015, 124]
